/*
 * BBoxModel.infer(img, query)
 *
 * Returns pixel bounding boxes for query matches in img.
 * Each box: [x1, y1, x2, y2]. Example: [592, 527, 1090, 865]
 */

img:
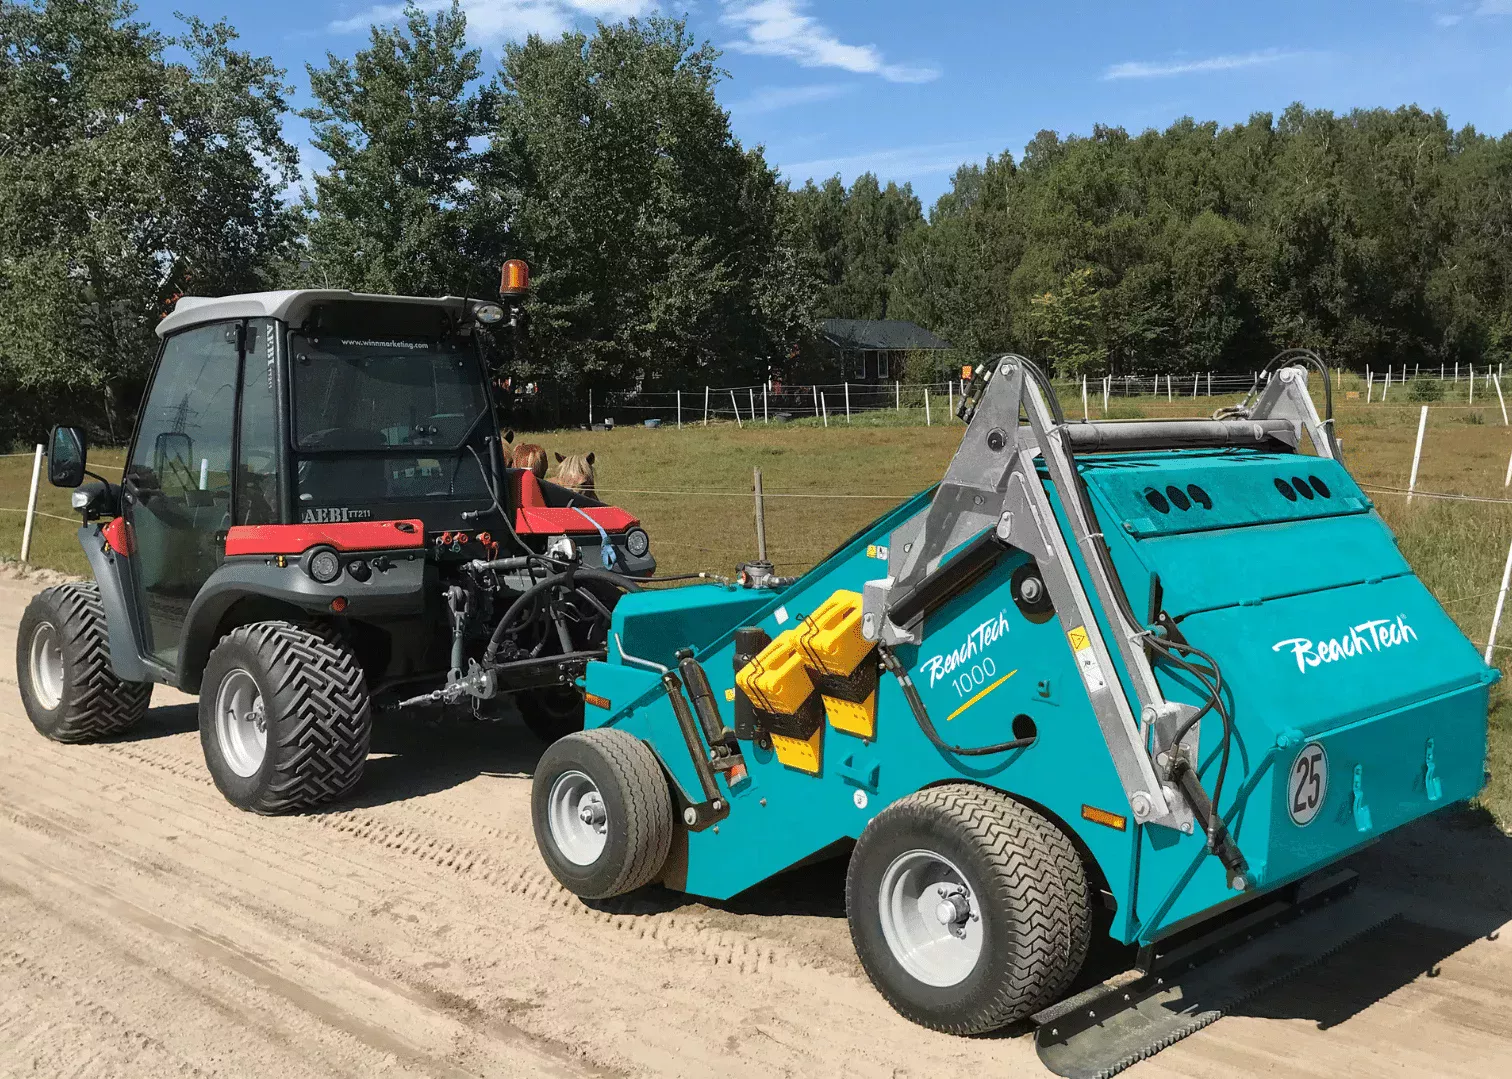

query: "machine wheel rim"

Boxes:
[28, 622, 65, 711]
[214, 668, 267, 778]
[878, 848, 985, 987]
[548, 769, 609, 866]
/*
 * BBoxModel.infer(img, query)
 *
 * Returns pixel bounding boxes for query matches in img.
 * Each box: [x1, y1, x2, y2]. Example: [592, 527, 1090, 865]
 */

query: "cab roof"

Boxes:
[156, 290, 475, 338]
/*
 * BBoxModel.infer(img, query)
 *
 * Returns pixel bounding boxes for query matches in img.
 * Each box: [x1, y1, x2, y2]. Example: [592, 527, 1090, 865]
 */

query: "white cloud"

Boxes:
[726, 83, 848, 115]
[1103, 48, 1301, 81]
[1435, 13, 1464, 24]
[330, 1, 657, 44]
[720, 1, 939, 84]
[779, 140, 987, 184]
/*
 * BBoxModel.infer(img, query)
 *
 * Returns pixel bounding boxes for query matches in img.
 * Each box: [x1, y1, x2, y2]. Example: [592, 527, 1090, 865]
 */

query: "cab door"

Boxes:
[122, 322, 242, 668]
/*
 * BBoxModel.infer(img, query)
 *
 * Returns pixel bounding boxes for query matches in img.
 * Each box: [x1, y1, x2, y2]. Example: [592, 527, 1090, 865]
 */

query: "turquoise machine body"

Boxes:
[581, 442, 1492, 947]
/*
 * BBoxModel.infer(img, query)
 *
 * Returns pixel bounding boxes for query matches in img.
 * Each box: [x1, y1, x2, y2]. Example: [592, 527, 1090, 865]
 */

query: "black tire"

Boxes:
[519, 685, 586, 744]
[16, 583, 152, 742]
[846, 783, 1091, 1034]
[199, 621, 371, 814]
[532, 728, 673, 899]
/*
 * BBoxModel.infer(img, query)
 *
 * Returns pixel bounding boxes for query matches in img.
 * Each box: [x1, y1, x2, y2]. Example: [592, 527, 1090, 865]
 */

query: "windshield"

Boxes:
[290, 331, 493, 506]
[291, 335, 487, 451]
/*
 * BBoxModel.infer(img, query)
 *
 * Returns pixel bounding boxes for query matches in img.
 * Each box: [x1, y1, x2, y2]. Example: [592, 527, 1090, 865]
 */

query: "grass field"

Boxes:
[3, 374, 1509, 826]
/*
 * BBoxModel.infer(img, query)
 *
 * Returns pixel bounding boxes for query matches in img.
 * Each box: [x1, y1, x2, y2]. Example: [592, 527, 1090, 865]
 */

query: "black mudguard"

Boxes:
[176, 554, 428, 692]
[78, 525, 154, 683]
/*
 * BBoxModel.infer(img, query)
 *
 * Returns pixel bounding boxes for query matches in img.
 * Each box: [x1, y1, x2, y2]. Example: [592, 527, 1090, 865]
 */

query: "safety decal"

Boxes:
[1288, 742, 1328, 826]
[774, 606, 789, 625]
[1067, 625, 1107, 693]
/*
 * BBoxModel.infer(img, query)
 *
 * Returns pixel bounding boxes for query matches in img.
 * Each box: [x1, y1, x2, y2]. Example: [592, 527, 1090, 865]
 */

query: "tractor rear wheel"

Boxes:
[17, 584, 152, 742]
[846, 784, 1091, 1034]
[532, 728, 673, 899]
[519, 685, 585, 745]
[199, 621, 371, 814]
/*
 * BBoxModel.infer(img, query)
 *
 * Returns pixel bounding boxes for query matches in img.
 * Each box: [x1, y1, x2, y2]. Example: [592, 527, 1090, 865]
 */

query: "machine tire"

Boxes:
[532, 728, 673, 899]
[519, 686, 586, 744]
[199, 621, 371, 814]
[17, 583, 152, 742]
[847, 783, 1091, 1034]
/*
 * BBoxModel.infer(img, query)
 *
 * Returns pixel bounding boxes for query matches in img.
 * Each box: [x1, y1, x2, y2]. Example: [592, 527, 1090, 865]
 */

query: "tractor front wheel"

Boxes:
[17, 583, 152, 742]
[846, 784, 1092, 1034]
[199, 621, 371, 814]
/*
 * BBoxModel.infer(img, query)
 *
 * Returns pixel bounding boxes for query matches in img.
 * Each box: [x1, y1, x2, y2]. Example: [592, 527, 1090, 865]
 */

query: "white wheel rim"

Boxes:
[29, 622, 64, 710]
[878, 848, 985, 987]
[548, 769, 608, 866]
[214, 669, 267, 778]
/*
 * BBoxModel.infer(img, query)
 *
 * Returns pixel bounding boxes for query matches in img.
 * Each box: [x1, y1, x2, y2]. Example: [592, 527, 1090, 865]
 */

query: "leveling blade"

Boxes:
[1033, 871, 1402, 1079]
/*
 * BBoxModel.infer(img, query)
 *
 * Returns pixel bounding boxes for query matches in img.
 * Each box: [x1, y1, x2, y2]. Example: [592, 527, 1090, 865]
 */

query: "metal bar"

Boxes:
[753, 468, 767, 562]
[1062, 418, 1296, 453]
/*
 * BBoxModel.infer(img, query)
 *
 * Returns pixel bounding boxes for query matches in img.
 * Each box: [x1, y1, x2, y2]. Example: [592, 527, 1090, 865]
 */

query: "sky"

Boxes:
[129, 0, 1512, 210]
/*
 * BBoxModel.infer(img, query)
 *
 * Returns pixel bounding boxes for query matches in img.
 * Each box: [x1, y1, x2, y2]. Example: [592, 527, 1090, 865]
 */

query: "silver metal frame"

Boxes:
[863, 356, 1329, 834]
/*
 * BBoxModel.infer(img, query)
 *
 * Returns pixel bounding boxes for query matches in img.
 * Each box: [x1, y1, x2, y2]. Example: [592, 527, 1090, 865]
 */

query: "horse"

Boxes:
[554, 451, 596, 496]
[511, 442, 548, 479]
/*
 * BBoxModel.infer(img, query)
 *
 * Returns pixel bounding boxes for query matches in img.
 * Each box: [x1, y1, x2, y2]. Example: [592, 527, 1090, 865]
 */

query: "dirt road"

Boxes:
[2, 569, 1511, 1078]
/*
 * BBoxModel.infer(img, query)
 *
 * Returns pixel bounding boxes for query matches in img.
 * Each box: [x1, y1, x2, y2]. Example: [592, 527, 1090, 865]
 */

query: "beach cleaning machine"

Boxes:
[530, 351, 1494, 1075]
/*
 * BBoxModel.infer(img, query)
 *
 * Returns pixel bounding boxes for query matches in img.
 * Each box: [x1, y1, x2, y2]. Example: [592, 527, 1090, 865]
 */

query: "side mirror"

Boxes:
[48, 425, 87, 488]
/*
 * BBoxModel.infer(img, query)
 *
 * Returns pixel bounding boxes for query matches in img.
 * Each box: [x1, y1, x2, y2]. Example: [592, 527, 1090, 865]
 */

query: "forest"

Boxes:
[3, 0, 1511, 441]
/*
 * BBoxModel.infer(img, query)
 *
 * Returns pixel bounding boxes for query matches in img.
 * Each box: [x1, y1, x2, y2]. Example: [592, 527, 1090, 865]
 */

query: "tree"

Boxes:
[789, 172, 923, 320]
[489, 17, 813, 395]
[0, 0, 298, 444]
[301, 2, 497, 295]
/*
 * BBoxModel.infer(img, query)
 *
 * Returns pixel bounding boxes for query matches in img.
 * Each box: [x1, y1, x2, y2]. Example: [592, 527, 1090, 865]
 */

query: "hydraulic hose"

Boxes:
[483, 567, 639, 664]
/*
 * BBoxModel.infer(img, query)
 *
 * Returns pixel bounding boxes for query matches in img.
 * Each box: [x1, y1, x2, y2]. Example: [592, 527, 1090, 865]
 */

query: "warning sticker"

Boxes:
[1067, 626, 1106, 692]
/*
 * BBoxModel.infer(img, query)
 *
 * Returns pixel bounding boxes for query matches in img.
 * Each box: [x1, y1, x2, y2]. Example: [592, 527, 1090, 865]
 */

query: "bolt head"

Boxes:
[1130, 791, 1153, 819]
[682, 807, 698, 826]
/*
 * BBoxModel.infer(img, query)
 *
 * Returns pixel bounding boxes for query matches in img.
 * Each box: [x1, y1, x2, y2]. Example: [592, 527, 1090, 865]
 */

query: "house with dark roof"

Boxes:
[821, 319, 952, 383]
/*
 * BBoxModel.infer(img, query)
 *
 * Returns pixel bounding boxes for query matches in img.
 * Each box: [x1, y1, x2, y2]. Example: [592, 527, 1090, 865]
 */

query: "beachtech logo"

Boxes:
[1272, 615, 1418, 674]
[301, 506, 373, 524]
[921, 610, 1011, 687]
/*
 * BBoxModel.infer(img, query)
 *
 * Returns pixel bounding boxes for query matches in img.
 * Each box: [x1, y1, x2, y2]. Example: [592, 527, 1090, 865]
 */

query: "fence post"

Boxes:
[820, 391, 828, 427]
[753, 467, 767, 562]
[947, 380, 953, 419]
[1207, 371, 1212, 395]
[1367, 372, 1373, 403]
[730, 390, 743, 428]
[1504, 450, 1512, 487]
[895, 380, 901, 411]
[812, 385, 819, 418]
[844, 382, 851, 423]
[1486, 535, 1512, 664]
[763, 387, 768, 423]
[588, 388, 593, 426]
[19, 443, 43, 563]
[1166, 374, 1172, 402]
[1470, 364, 1475, 405]
[1192, 373, 1198, 397]
[677, 389, 682, 429]
[1383, 369, 1391, 401]
[1082, 376, 1089, 420]
[924, 389, 931, 426]
[1496, 376, 1509, 426]
[750, 388, 757, 425]
[704, 385, 710, 426]
[1407, 406, 1427, 502]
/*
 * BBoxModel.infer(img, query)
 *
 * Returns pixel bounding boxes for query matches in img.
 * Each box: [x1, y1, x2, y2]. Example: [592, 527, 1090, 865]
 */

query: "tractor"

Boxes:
[17, 263, 656, 814]
[529, 352, 1494, 1076]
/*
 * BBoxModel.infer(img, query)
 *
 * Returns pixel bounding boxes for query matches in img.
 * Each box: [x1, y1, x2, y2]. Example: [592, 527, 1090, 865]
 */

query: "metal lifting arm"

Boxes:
[862, 355, 1332, 837]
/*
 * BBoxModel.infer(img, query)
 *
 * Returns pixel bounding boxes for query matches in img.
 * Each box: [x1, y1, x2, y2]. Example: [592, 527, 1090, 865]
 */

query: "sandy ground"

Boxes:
[2, 569, 1511, 1078]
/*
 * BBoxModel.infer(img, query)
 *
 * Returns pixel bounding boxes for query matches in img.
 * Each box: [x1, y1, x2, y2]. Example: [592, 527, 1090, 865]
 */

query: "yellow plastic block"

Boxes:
[824, 692, 876, 739]
[795, 590, 871, 677]
[736, 629, 815, 715]
[771, 725, 823, 774]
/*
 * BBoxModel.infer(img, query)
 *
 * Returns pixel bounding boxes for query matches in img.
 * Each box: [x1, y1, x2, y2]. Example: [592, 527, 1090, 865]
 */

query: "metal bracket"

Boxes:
[1250, 367, 1338, 459]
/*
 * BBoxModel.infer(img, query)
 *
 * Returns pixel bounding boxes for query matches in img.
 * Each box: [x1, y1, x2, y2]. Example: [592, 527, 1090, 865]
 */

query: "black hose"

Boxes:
[877, 643, 1035, 757]
[483, 567, 638, 664]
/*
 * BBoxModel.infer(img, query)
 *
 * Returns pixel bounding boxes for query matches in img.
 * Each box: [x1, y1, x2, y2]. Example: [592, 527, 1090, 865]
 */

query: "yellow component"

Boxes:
[724, 687, 736, 702]
[1067, 625, 1091, 652]
[771, 725, 823, 774]
[736, 630, 815, 715]
[795, 590, 871, 676]
[824, 692, 876, 739]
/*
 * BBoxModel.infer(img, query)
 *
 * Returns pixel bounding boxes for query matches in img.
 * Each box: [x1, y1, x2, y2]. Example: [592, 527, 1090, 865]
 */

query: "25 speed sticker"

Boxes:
[1287, 742, 1329, 826]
